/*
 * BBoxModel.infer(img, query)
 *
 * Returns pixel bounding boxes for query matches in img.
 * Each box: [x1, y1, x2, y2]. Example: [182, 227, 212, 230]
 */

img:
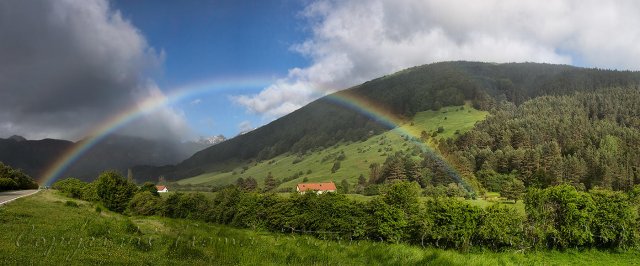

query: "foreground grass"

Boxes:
[179, 104, 488, 190]
[1, 191, 639, 265]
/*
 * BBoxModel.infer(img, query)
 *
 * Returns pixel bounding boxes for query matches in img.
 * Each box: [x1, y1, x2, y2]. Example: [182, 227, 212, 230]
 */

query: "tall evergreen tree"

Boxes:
[264, 172, 277, 192]
[341, 179, 350, 194]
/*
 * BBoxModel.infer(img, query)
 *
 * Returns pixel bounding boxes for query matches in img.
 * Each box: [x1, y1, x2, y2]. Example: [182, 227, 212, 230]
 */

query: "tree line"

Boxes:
[0, 162, 39, 191]
[53, 172, 640, 251]
[436, 88, 640, 194]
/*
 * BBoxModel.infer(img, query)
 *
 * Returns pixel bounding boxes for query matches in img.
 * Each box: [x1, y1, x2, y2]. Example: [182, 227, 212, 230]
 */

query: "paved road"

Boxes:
[0, 189, 39, 205]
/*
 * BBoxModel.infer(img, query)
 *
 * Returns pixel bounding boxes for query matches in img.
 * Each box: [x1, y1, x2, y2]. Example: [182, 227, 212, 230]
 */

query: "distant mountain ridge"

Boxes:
[8, 135, 26, 142]
[0, 134, 212, 182]
[132, 61, 640, 182]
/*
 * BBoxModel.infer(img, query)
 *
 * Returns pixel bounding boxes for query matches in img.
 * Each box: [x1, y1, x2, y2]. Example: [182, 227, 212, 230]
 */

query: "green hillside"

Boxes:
[134, 62, 640, 183]
[177, 104, 487, 190]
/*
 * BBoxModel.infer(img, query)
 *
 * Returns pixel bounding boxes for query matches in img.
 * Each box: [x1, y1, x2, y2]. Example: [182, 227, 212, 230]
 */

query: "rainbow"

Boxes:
[39, 76, 273, 186]
[40, 78, 472, 193]
[324, 91, 472, 191]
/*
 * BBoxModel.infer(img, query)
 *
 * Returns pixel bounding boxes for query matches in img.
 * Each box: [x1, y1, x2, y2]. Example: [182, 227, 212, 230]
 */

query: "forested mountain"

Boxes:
[446, 88, 640, 191]
[0, 134, 208, 182]
[134, 61, 640, 182]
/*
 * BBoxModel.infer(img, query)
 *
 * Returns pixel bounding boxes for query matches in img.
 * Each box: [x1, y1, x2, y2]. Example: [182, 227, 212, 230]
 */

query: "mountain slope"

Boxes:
[134, 61, 640, 182]
[0, 137, 73, 179]
[175, 104, 488, 190]
[0, 134, 209, 182]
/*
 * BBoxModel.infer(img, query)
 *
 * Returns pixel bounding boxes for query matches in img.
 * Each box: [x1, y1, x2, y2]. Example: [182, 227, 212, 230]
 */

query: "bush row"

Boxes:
[53, 172, 640, 251]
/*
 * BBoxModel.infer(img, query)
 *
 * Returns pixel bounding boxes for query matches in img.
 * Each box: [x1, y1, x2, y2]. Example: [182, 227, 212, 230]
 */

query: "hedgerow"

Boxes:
[52, 174, 640, 251]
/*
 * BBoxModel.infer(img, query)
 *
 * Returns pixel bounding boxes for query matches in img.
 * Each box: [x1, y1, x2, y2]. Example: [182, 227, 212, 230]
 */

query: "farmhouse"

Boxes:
[296, 182, 337, 194]
[156, 185, 168, 193]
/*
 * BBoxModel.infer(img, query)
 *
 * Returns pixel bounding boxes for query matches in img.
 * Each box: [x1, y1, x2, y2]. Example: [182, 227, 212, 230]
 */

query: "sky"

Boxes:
[1, 0, 640, 142]
[109, 0, 310, 139]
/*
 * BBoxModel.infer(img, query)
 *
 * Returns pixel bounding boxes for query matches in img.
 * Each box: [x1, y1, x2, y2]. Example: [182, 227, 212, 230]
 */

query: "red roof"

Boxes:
[156, 185, 166, 191]
[296, 182, 336, 192]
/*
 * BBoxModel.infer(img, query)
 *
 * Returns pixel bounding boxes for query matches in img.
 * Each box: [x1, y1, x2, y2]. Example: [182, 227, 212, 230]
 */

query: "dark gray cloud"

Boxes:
[0, 0, 191, 140]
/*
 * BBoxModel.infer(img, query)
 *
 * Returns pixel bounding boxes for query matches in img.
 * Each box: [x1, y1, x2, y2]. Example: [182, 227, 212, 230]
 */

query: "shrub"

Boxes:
[208, 188, 243, 224]
[0, 162, 38, 190]
[52, 178, 86, 198]
[139, 182, 159, 196]
[423, 185, 447, 198]
[82, 181, 100, 202]
[95, 171, 137, 213]
[363, 184, 380, 196]
[418, 198, 482, 250]
[276, 187, 292, 193]
[331, 161, 341, 173]
[477, 205, 524, 250]
[64, 200, 79, 207]
[524, 185, 595, 249]
[590, 188, 637, 248]
[163, 192, 211, 220]
[0, 178, 18, 191]
[525, 186, 639, 249]
[380, 181, 421, 215]
[278, 193, 367, 239]
[231, 193, 265, 229]
[366, 198, 407, 243]
[128, 191, 163, 216]
[445, 183, 467, 198]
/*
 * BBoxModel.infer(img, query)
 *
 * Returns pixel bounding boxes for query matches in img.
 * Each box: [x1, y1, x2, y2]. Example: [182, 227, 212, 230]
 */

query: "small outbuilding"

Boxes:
[296, 182, 336, 194]
[156, 185, 168, 193]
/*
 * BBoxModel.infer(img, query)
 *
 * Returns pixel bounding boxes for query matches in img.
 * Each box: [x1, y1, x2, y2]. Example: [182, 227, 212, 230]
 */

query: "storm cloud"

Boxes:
[0, 0, 191, 140]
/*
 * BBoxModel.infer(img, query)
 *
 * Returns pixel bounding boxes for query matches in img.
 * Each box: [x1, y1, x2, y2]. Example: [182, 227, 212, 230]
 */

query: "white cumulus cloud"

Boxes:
[233, 0, 640, 118]
[237, 121, 255, 134]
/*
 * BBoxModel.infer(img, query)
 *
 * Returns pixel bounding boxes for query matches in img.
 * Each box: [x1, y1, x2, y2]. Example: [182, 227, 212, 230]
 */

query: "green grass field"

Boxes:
[178, 104, 488, 190]
[1, 190, 639, 265]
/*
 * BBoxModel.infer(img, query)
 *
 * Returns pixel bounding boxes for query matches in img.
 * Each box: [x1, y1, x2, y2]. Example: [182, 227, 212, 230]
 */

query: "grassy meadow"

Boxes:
[177, 104, 487, 190]
[1, 190, 639, 265]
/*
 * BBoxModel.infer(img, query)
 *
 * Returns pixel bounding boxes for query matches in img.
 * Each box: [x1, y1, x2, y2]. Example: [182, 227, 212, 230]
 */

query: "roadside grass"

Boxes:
[178, 104, 488, 191]
[1, 190, 639, 265]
